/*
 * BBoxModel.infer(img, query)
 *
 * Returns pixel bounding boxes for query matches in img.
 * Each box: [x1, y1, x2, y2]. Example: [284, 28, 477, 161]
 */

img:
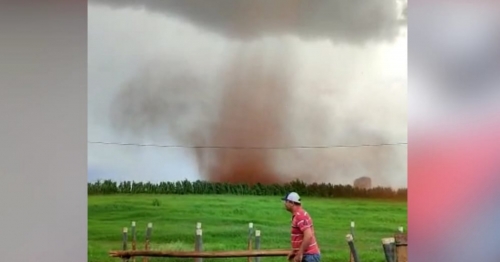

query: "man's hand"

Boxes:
[293, 251, 303, 262]
[287, 250, 295, 261]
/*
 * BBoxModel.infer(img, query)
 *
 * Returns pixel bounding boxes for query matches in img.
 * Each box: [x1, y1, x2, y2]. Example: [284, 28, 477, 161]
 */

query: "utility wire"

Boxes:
[88, 141, 407, 150]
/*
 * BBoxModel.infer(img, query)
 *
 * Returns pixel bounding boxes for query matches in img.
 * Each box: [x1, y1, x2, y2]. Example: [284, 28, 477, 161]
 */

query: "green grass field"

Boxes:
[88, 195, 406, 262]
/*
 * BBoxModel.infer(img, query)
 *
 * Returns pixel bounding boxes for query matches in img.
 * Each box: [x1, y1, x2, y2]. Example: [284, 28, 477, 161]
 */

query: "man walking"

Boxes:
[282, 192, 321, 262]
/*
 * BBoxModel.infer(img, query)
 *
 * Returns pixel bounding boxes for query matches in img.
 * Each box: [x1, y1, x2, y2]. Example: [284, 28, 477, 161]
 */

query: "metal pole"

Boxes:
[346, 234, 360, 262]
[254, 230, 261, 262]
[195, 223, 203, 262]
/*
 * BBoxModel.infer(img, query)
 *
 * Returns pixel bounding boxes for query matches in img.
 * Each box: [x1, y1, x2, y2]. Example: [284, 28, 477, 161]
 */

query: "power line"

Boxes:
[88, 141, 407, 150]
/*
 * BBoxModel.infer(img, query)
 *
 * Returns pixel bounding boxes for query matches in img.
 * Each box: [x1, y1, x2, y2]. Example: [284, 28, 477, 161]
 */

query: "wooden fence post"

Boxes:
[381, 238, 395, 262]
[143, 223, 153, 262]
[122, 227, 128, 262]
[195, 222, 203, 262]
[254, 230, 261, 262]
[248, 223, 254, 262]
[346, 234, 360, 262]
[131, 221, 136, 262]
[394, 232, 407, 262]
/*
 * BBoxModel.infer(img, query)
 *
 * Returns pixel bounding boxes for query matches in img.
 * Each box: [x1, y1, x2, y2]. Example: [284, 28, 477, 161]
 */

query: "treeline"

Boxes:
[88, 179, 407, 200]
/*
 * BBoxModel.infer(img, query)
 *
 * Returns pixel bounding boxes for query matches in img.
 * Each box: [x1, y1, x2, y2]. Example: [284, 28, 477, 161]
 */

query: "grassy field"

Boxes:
[88, 195, 406, 262]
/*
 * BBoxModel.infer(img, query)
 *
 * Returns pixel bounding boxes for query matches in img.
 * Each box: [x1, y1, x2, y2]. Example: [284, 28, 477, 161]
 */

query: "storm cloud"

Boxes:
[89, 0, 407, 44]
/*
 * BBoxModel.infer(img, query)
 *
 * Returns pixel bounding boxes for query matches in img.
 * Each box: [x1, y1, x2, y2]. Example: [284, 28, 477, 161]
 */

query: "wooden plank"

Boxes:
[109, 249, 291, 258]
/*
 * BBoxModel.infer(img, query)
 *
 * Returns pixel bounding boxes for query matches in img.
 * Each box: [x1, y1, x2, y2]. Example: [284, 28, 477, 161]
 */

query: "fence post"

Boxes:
[346, 234, 360, 262]
[381, 238, 395, 262]
[394, 232, 407, 262]
[122, 227, 128, 262]
[248, 223, 254, 262]
[131, 221, 136, 262]
[395, 226, 404, 261]
[143, 223, 153, 262]
[350, 221, 355, 239]
[195, 222, 203, 262]
[349, 222, 355, 262]
[254, 230, 261, 262]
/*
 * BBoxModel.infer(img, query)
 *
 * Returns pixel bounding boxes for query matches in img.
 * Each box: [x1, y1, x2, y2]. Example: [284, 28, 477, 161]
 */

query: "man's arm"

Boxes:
[296, 216, 313, 254]
[298, 227, 313, 254]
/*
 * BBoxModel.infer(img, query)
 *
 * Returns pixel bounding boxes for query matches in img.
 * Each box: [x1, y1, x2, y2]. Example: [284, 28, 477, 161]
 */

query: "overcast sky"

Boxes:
[88, 0, 408, 187]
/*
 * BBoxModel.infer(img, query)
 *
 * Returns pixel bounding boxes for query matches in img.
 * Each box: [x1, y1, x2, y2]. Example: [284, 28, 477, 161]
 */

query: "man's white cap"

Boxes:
[282, 192, 301, 204]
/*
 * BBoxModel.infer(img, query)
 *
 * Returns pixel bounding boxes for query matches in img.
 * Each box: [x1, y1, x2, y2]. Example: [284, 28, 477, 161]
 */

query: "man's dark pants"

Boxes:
[302, 254, 321, 262]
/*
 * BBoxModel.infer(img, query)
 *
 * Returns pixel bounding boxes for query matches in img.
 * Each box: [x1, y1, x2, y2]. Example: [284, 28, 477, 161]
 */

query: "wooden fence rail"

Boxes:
[110, 249, 290, 258]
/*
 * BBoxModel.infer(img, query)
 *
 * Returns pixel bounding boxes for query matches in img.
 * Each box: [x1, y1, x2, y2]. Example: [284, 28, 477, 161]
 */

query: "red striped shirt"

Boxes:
[290, 208, 320, 254]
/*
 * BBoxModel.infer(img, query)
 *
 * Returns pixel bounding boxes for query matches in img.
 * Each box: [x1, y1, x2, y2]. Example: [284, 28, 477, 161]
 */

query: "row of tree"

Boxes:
[87, 179, 407, 200]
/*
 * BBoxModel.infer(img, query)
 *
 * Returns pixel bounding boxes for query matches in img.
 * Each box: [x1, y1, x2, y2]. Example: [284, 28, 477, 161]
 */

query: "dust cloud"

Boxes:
[194, 43, 296, 184]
